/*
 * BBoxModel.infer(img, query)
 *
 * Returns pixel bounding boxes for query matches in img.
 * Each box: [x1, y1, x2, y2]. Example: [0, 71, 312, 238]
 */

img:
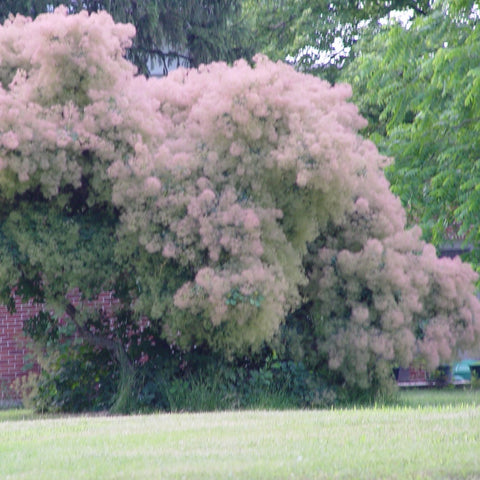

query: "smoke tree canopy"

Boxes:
[1, 7, 479, 404]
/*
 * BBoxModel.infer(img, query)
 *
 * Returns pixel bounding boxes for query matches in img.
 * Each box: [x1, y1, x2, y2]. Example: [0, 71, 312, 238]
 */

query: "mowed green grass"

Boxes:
[1, 392, 480, 479]
[399, 387, 480, 408]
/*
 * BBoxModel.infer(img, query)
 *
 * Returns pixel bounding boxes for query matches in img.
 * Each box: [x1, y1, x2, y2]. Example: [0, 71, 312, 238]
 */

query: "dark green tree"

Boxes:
[0, 1, 47, 20]
[0, 0, 254, 75]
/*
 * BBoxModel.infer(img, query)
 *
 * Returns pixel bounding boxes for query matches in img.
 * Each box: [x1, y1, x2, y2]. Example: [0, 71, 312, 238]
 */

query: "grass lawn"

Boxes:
[399, 387, 480, 408]
[1, 390, 480, 479]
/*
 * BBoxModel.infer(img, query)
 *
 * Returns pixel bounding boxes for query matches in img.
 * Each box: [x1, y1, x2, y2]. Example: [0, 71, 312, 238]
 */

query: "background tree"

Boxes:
[0, 1, 48, 20]
[243, 0, 431, 83]
[342, 1, 480, 263]
[0, 0, 254, 75]
[2, 8, 479, 411]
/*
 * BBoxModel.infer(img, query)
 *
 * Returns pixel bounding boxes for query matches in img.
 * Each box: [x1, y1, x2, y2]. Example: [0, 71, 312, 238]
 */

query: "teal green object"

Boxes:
[452, 360, 480, 381]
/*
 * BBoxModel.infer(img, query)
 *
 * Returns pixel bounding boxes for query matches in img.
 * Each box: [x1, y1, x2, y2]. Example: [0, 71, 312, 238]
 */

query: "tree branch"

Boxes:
[65, 302, 117, 352]
[408, 1, 427, 16]
[136, 46, 193, 64]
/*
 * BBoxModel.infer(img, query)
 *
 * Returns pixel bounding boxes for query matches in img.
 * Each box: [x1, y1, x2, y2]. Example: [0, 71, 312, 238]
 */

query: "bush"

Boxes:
[1, 8, 479, 411]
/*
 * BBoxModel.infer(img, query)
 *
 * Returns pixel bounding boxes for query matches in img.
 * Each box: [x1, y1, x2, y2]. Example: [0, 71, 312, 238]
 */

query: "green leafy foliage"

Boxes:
[243, 0, 432, 83]
[343, 3, 480, 260]
[33, 345, 116, 413]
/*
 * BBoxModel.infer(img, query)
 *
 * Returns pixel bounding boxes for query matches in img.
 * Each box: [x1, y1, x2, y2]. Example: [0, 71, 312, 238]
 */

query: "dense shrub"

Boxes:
[0, 8, 479, 411]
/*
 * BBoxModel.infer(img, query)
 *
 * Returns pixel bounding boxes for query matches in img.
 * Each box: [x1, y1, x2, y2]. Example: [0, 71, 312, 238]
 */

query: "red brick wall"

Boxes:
[0, 290, 118, 400]
[0, 297, 41, 400]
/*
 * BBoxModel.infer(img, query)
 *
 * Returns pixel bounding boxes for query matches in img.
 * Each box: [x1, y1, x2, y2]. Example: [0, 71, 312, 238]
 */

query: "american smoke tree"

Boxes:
[0, 0, 254, 76]
[342, 0, 480, 260]
[1, 8, 479, 410]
